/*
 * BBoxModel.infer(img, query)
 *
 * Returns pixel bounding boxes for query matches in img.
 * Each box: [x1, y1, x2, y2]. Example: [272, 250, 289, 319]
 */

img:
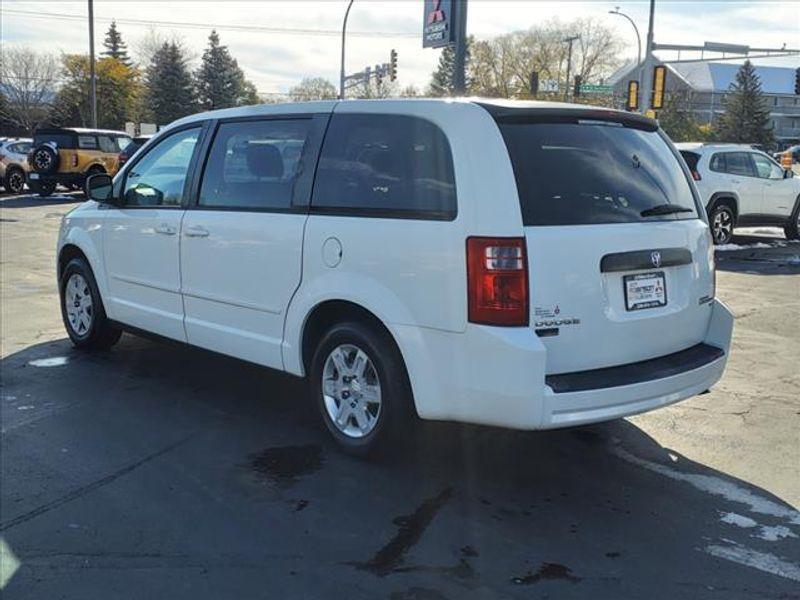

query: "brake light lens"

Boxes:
[0, 154, 5, 162]
[71, 155, 78, 168]
[691, 170, 702, 181]
[467, 237, 528, 326]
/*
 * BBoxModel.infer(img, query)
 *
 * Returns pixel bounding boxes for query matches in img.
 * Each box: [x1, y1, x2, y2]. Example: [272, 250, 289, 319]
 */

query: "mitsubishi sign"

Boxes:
[423, 0, 456, 48]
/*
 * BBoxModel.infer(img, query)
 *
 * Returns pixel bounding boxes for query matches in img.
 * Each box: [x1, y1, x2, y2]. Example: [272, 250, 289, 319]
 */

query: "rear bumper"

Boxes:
[394, 299, 733, 430]
[28, 172, 84, 185]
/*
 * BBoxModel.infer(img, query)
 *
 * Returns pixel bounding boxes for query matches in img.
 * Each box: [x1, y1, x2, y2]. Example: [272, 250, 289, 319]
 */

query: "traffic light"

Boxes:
[573, 75, 583, 98]
[529, 71, 539, 96]
[389, 49, 398, 82]
[652, 65, 666, 110]
[376, 68, 384, 87]
[795, 67, 800, 95]
[626, 80, 640, 111]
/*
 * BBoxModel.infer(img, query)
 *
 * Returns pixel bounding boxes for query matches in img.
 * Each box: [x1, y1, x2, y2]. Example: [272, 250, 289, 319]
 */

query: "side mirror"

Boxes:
[785, 169, 794, 179]
[85, 173, 115, 203]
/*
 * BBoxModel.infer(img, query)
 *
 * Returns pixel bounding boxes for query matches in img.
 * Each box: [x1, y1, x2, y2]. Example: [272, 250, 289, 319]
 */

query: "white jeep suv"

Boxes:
[58, 99, 733, 454]
[677, 143, 800, 244]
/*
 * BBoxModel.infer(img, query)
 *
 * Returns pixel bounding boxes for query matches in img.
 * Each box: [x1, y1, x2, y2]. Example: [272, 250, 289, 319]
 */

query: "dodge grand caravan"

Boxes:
[58, 99, 734, 454]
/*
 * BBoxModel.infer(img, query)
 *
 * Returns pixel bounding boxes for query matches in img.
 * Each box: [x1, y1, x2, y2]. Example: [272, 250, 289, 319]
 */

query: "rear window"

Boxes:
[679, 150, 700, 172]
[498, 122, 698, 226]
[33, 133, 75, 148]
[312, 113, 456, 220]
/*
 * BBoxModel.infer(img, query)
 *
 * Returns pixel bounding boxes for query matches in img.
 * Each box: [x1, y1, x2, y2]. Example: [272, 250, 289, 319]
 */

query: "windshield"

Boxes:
[498, 122, 699, 226]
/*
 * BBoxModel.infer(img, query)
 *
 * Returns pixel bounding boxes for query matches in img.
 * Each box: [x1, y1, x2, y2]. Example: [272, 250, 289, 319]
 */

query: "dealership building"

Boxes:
[609, 60, 800, 147]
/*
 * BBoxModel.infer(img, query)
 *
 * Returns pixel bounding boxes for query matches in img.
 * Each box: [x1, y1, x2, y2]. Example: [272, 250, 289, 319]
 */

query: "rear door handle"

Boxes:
[184, 226, 209, 238]
[155, 224, 176, 236]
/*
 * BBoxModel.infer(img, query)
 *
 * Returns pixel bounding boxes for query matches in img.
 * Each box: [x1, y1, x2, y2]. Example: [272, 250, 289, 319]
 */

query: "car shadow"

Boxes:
[1, 336, 798, 599]
[0, 191, 84, 208]
[716, 232, 800, 275]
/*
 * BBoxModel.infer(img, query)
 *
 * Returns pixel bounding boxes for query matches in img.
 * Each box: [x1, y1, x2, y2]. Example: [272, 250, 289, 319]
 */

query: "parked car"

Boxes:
[27, 127, 132, 197]
[0, 137, 33, 194]
[59, 99, 733, 455]
[117, 135, 153, 169]
[677, 143, 800, 244]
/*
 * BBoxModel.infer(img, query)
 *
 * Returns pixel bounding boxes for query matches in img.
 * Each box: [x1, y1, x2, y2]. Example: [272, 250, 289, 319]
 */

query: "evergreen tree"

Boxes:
[195, 30, 255, 110]
[427, 36, 473, 96]
[717, 61, 774, 148]
[657, 91, 709, 142]
[102, 20, 132, 66]
[145, 42, 197, 125]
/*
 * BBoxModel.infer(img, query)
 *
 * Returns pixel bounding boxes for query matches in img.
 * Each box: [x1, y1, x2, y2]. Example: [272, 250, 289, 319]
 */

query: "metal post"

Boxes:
[452, 0, 469, 95]
[642, 0, 656, 113]
[563, 36, 579, 102]
[609, 8, 641, 67]
[88, 0, 97, 127]
[339, 0, 355, 100]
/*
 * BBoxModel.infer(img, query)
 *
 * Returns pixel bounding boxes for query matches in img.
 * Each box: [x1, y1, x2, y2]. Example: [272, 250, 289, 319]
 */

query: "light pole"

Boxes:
[339, 0, 355, 100]
[562, 35, 580, 102]
[609, 7, 641, 67]
[88, 0, 97, 128]
[642, 0, 656, 113]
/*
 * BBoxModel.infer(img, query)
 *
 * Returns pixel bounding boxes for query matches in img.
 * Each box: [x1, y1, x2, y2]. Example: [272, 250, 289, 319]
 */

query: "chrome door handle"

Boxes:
[184, 226, 209, 238]
[155, 224, 176, 235]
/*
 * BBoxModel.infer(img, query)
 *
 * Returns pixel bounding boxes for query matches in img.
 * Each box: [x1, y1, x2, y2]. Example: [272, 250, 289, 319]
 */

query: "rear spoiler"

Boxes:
[477, 103, 658, 132]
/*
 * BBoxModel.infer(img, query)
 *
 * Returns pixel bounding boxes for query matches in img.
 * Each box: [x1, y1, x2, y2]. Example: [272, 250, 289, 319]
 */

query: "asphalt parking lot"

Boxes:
[1, 191, 798, 599]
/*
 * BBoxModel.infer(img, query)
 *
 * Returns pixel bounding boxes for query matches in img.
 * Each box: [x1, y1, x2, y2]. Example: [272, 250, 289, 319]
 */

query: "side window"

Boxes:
[122, 127, 201, 207]
[724, 152, 755, 177]
[117, 137, 133, 151]
[199, 119, 310, 209]
[78, 135, 98, 150]
[709, 153, 726, 173]
[752, 154, 783, 180]
[97, 135, 117, 153]
[312, 113, 457, 219]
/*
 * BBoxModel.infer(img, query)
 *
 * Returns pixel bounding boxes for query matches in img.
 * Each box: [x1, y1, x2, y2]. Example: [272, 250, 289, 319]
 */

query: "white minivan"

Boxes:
[59, 99, 733, 454]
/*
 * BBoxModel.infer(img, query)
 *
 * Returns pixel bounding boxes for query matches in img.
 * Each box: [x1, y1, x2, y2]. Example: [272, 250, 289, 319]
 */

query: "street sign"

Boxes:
[652, 65, 666, 110]
[540, 79, 559, 93]
[423, 0, 456, 48]
[579, 84, 614, 94]
[626, 81, 639, 111]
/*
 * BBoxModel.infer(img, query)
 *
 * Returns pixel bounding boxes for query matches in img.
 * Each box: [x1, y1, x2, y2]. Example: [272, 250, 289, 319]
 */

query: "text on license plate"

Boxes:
[624, 272, 667, 311]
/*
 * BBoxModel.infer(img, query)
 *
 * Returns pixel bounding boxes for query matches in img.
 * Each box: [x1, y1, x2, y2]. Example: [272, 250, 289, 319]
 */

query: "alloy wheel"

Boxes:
[7, 170, 25, 194]
[322, 344, 382, 439]
[65, 273, 94, 336]
[712, 210, 733, 244]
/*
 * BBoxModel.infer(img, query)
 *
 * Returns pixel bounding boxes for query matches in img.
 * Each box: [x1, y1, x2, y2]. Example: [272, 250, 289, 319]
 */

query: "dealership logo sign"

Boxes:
[423, 0, 456, 48]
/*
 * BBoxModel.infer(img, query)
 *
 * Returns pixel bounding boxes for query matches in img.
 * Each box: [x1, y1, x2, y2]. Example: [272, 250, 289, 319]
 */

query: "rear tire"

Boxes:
[29, 179, 56, 197]
[310, 321, 414, 457]
[784, 196, 800, 240]
[5, 167, 25, 194]
[709, 203, 735, 245]
[59, 257, 122, 350]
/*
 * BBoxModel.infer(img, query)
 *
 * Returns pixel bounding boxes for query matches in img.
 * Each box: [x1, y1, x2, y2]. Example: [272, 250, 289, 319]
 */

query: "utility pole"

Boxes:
[339, 0, 355, 100]
[641, 0, 656, 114]
[88, 0, 97, 128]
[563, 35, 579, 102]
[452, 0, 469, 95]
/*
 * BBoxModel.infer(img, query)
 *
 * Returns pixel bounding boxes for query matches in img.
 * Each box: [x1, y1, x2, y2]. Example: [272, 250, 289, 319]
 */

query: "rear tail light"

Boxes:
[71, 155, 78, 168]
[0, 154, 5, 162]
[691, 170, 702, 181]
[467, 237, 529, 326]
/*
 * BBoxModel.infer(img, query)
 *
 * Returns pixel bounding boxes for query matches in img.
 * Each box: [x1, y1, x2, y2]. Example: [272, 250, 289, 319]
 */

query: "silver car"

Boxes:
[0, 138, 33, 194]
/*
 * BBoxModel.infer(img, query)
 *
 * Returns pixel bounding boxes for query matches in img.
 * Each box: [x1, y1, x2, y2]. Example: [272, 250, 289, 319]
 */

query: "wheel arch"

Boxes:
[707, 192, 739, 218]
[57, 229, 108, 301]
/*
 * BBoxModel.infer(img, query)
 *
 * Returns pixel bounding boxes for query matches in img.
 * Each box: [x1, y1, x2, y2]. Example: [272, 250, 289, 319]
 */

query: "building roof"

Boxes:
[668, 62, 797, 94]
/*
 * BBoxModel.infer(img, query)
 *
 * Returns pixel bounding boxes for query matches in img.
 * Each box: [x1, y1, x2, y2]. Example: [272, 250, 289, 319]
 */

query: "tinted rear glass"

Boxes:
[33, 133, 75, 148]
[679, 150, 700, 171]
[312, 113, 456, 219]
[498, 122, 698, 226]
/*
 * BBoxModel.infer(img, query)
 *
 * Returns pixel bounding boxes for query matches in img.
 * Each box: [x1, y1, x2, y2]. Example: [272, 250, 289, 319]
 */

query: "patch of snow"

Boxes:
[614, 446, 800, 525]
[720, 512, 757, 528]
[16, 405, 35, 411]
[703, 543, 800, 582]
[757, 525, 798, 542]
[28, 356, 69, 367]
[715, 243, 773, 251]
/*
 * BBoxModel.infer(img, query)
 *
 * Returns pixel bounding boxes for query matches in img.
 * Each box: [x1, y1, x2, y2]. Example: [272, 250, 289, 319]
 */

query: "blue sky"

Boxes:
[2, 1, 799, 94]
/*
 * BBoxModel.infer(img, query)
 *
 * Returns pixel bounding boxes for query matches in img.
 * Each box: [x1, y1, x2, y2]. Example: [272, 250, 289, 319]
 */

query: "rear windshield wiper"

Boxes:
[640, 204, 694, 217]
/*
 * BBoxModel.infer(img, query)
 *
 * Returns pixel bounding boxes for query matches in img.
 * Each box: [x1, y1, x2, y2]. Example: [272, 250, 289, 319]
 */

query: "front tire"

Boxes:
[709, 204, 735, 245]
[59, 258, 121, 350]
[29, 179, 57, 197]
[310, 321, 414, 456]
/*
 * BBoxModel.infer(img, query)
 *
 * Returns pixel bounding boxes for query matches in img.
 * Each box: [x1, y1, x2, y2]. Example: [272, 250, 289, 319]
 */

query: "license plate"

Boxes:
[624, 272, 667, 311]
[28, 173, 39, 180]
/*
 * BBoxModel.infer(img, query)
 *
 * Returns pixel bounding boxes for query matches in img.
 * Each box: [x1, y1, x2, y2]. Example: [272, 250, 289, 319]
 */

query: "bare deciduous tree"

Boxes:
[0, 47, 59, 132]
[288, 77, 338, 102]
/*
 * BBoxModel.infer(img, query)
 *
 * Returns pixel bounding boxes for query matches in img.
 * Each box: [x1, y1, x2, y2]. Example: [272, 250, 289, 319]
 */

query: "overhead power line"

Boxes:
[3, 9, 419, 39]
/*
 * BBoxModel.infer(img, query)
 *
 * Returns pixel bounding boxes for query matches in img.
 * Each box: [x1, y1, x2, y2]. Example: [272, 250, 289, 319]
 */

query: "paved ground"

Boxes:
[1, 192, 798, 599]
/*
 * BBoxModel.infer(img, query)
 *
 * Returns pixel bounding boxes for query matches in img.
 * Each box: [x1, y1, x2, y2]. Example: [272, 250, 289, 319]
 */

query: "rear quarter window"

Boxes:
[312, 113, 457, 220]
[498, 121, 698, 226]
[33, 133, 75, 148]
